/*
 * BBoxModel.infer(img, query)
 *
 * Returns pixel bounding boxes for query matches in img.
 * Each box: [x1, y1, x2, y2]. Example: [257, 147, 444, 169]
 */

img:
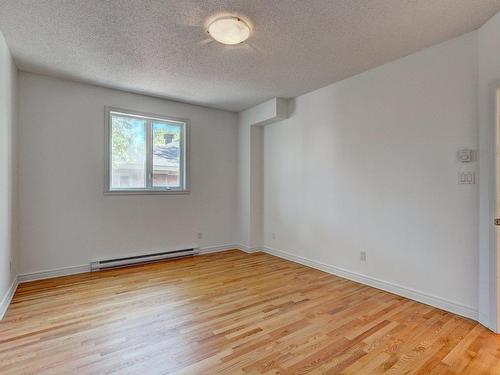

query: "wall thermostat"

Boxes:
[457, 149, 474, 163]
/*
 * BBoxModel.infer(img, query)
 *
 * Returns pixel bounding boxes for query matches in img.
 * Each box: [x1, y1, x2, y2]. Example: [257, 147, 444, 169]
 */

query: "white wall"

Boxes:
[0, 31, 17, 304]
[17, 73, 238, 275]
[237, 120, 264, 250]
[237, 115, 252, 248]
[262, 32, 479, 314]
[237, 98, 288, 250]
[477, 11, 500, 331]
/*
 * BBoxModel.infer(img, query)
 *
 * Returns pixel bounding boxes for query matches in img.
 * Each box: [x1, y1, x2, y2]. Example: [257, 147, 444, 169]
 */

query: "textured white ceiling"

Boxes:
[0, 0, 499, 112]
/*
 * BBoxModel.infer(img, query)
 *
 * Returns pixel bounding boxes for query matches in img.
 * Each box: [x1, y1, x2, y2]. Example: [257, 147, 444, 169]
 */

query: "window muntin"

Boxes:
[106, 108, 188, 194]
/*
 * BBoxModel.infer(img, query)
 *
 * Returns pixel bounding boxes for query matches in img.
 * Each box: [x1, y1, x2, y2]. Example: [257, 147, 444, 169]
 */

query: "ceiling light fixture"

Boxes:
[207, 16, 251, 45]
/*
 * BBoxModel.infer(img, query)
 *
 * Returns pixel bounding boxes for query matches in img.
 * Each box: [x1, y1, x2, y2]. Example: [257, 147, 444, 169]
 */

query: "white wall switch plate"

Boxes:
[457, 149, 474, 162]
[458, 171, 475, 184]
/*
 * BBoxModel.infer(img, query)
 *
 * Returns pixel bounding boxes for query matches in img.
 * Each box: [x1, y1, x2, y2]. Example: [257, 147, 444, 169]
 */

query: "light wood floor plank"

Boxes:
[0, 250, 499, 374]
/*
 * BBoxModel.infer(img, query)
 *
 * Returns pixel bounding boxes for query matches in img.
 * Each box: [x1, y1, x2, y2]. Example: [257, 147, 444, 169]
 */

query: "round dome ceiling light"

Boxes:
[207, 16, 251, 45]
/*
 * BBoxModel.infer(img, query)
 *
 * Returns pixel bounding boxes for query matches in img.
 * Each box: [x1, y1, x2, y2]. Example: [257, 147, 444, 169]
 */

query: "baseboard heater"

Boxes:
[90, 248, 199, 271]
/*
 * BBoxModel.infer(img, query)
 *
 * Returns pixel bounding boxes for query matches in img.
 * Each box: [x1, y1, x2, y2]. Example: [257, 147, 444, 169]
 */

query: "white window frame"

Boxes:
[104, 106, 190, 195]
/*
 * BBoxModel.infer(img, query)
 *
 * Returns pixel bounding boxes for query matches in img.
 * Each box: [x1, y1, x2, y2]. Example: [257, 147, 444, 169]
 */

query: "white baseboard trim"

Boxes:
[0, 277, 19, 320]
[198, 244, 239, 254]
[17, 244, 240, 284]
[478, 311, 497, 333]
[261, 246, 478, 321]
[18, 264, 91, 283]
[235, 244, 262, 253]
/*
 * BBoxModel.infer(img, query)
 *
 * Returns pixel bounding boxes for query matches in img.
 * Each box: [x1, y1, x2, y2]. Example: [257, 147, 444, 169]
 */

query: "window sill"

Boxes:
[104, 189, 190, 195]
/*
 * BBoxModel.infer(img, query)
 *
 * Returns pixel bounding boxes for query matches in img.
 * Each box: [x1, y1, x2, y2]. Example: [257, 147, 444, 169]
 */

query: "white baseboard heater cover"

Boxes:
[90, 248, 199, 271]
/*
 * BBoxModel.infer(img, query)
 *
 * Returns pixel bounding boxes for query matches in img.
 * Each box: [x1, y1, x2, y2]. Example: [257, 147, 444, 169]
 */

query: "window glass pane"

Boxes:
[110, 115, 147, 189]
[152, 121, 182, 188]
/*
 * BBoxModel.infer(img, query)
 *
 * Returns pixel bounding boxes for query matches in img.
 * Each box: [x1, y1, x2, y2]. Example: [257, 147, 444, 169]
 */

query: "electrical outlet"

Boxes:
[272, 232, 276, 240]
[9, 260, 12, 272]
[360, 251, 367, 262]
[197, 232, 203, 240]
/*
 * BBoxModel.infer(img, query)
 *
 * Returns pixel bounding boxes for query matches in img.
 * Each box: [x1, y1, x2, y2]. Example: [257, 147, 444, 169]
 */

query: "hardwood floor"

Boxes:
[1, 250, 499, 374]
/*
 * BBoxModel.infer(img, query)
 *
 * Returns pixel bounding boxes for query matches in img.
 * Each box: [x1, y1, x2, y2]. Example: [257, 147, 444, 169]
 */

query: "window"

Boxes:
[105, 107, 189, 194]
